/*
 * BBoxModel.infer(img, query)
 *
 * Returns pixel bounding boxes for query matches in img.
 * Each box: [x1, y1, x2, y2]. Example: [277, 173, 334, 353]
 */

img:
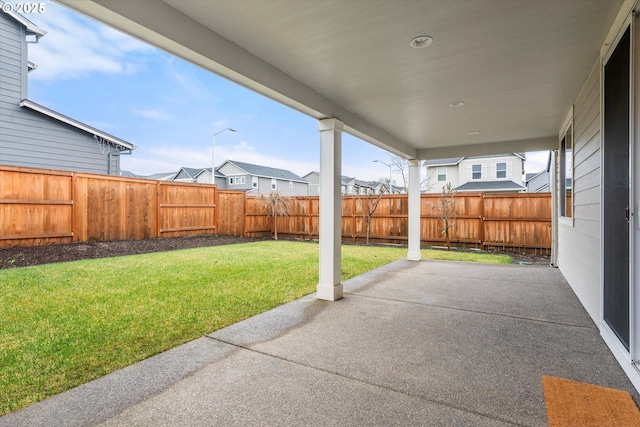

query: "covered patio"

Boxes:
[51, 0, 640, 402]
[2, 259, 637, 426]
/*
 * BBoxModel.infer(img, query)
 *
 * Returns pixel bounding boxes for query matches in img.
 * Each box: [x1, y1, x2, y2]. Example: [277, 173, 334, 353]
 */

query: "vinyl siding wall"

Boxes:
[558, 60, 601, 324]
[0, 12, 119, 175]
[252, 177, 307, 196]
[526, 171, 550, 193]
[457, 156, 522, 184]
[425, 165, 460, 193]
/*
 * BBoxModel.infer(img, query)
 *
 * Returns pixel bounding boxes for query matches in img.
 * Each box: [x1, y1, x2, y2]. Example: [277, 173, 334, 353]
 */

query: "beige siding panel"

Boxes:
[574, 120, 600, 162]
[574, 68, 600, 131]
[573, 204, 600, 223]
[574, 150, 601, 180]
[574, 166, 601, 192]
[559, 224, 601, 323]
[558, 58, 601, 325]
[574, 186, 600, 208]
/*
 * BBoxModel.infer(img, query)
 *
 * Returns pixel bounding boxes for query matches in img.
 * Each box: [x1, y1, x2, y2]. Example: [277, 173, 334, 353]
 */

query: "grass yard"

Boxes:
[0, 241, 510, 414]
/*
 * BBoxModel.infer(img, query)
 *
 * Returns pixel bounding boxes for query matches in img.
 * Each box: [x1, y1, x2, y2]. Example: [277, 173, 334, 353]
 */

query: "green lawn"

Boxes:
[0, 241, 510, 414]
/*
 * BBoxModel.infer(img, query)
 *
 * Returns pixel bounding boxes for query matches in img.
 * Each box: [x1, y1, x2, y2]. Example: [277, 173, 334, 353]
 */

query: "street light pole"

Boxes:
[212, 127, 236, 183]
[373, 160, 393, 194]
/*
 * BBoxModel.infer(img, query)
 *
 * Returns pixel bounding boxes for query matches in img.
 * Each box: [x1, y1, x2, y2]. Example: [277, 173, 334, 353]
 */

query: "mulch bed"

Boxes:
[0, 235, 549, 270]
[0, 235, 260, 270]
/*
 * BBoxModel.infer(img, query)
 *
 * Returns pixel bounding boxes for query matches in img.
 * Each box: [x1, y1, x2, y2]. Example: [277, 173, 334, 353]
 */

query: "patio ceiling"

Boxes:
[57, 0, 623, 159]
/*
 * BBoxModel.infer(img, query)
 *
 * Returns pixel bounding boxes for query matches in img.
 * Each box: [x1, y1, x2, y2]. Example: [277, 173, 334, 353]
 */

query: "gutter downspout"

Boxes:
[550, 150, 559, 267]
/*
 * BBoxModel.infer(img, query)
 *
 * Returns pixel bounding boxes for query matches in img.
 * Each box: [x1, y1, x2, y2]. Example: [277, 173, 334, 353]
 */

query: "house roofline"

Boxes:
[1, 1, 47, 39]
[526, 169, 547, 182]
[20, 99, 136, 150]
[220, 159, 308, 183]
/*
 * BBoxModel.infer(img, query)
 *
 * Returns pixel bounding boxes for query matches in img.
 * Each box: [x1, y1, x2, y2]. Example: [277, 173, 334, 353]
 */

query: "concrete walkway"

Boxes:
[2, 259, 638, 426]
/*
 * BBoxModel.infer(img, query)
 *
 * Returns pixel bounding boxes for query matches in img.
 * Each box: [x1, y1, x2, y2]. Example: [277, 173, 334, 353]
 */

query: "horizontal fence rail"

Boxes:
[1, 165, 551, 253]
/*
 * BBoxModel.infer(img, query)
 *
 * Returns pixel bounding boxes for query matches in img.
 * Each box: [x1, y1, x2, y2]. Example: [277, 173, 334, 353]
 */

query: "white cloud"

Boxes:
[524, 151, 550, 174]
[165, 58, 215, 102]
[133, 109, 174, 121]
[22, 1, 152, 81]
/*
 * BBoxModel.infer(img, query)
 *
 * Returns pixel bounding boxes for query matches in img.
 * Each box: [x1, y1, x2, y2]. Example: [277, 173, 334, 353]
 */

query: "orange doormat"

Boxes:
[542, 376, 640, 427]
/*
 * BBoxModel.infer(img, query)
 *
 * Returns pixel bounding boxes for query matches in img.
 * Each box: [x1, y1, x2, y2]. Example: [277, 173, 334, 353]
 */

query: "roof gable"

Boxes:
[221, 160, 306, 182]
[423, 157, 464, 167]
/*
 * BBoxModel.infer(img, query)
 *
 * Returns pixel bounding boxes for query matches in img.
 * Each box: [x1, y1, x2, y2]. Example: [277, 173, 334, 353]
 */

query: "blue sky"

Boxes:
[16, 0, 549, 182]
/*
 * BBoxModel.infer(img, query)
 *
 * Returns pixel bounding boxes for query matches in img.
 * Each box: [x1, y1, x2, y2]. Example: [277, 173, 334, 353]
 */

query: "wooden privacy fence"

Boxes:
[244, 193, 552, 253]
[1, 165, 552, 252]
[0, 166, 229, 248]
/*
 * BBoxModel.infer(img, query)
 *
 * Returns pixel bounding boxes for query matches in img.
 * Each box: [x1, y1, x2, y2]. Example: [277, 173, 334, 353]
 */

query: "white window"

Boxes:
[289, 180, 293, 188]
[271, 179, 277, 191]
[240, 176, 246, 185]
[472, 164, 482, 180]
[347, 185, 354, 194]
[228, 177, 234, 185]
[437, 167, 446, 182]
[252, 176, 258, 188]
[560, 123, 573, 218]
[496, 163, 507, 179]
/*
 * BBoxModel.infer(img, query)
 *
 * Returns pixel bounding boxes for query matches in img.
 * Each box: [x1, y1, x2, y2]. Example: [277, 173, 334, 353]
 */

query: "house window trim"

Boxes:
[496, 162, 507, 179]
[240, 176, 246, 185]
[437, 167, 447, 182]
[472, 164, 482, 180]
[252, 176, 258, 188]
[559, 110, 573, 224]
[271, 178, 277, 191]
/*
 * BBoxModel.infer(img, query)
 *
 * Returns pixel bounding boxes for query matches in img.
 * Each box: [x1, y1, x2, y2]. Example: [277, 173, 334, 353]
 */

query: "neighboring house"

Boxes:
[525, 152, 572, 193]
[143, 171, 178, 181]
[424, 153, 525, 194]
[0, 6, 135, 175]
[156, 161, 308, 196]
[172, 167, 211, 183]
[303, 171, 320, 195]
[526, 152, 552, 193]
[217, 160, 308, 196]
[305, 171, 391, 196]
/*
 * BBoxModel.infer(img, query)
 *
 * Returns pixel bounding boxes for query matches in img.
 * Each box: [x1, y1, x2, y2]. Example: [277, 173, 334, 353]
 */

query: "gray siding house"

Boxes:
[218, 160, 308, 196]
[160, 161, 308, 196]
[0, 6, 134, 175]
[304, 171, 388, 196]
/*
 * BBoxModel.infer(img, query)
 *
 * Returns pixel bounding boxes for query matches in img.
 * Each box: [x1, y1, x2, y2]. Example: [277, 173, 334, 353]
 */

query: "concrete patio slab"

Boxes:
[2, 259, 638, 427]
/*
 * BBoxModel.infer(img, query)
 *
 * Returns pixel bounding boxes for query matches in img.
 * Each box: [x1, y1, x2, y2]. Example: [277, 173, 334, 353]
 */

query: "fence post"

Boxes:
[352, 197, 357, 242]
[480, 193, 485, 250]
[242, 192, 247, 237]
[307, 197, 312, 240]
[213, 185, 219, 236]
[72, 172, 78, 242]
[156, 181, 161, 238]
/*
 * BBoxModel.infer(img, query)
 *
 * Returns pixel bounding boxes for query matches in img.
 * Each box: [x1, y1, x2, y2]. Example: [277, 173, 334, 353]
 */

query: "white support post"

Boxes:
[317, 118, 344, 301]
[407, 159, 422, 261]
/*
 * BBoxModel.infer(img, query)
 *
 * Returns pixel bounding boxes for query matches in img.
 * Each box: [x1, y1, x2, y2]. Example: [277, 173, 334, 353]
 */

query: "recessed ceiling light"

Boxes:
[469, 131, 480, 135]
[410, 35, 433, 48]
[448, 101, 465, 108]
